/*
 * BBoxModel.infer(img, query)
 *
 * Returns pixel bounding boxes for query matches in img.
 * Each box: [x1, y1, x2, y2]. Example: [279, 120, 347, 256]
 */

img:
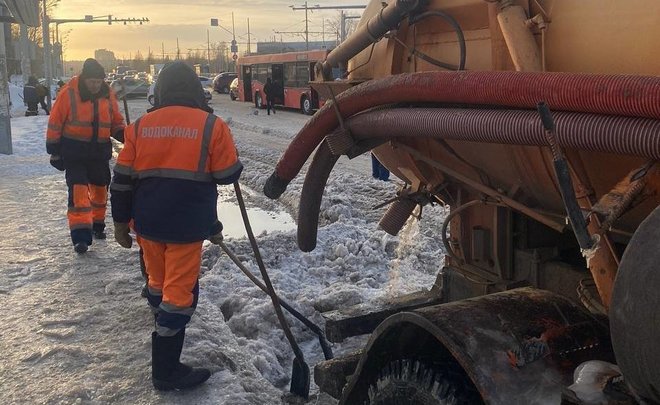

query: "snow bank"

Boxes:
[0, 98, 447, 404]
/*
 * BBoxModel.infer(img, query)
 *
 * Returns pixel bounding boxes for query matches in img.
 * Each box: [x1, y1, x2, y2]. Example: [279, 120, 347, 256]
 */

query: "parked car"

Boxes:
[110, 78, 149, 99]
[213, 72, 237, 94]
[147, 82, 212, 106]
[229, 77, 239, 101]
[199, 76, 213, 88]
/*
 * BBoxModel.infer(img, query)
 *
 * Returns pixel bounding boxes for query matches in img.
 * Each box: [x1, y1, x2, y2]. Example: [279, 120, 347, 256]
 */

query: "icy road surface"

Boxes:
[0, 95, 447, 404]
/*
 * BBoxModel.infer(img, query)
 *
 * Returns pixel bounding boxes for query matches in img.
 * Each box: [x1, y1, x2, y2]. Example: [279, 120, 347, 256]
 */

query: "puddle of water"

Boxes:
[217, 199, 296, 239]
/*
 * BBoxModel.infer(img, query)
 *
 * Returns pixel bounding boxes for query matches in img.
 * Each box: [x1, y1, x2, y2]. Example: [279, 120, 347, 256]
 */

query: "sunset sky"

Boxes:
[53, 0, 366, 61]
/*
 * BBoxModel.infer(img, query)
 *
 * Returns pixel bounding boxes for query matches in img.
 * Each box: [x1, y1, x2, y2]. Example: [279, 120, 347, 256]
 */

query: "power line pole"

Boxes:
[161, 42, 165, 62]
[305, 1, 309, 50]
[42, 0, 53, 110]
[342, 13, 361, 43]
[20, 24, 31, 85]
[176, 37, 180, 60]
[247, 18, 251, 55]
[340, 10, 345, 43]
[290, 4, 365, 47]
[207, 29, 211, 70]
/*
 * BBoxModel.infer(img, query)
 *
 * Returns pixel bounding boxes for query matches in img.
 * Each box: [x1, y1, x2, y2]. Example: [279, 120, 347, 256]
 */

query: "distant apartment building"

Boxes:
[94, 49, 116, 71]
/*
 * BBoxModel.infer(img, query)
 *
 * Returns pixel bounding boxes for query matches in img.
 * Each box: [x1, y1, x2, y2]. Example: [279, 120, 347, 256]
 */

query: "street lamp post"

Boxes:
[207, 29, 211, 73]
[210, 15, 237, 71]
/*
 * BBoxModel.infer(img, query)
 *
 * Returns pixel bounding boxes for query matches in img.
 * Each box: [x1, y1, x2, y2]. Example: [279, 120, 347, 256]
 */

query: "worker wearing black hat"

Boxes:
[46, 58, 126, 254]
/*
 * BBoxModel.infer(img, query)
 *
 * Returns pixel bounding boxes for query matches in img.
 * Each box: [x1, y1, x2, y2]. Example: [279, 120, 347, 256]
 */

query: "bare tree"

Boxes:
[11, 0, 61, 46]
[326, 11, 359, 43]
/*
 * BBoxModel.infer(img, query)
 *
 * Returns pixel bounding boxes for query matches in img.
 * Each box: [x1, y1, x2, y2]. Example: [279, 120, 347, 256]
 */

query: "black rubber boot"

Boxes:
[93, 223, 107, 239]
[74, 242, 88, 254]
[151, 329, 211, 391]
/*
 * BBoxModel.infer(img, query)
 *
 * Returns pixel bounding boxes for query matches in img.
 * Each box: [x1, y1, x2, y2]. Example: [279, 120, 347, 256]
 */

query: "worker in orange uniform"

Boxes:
[46, 58, 126, 254]
[110, 61, 243, 391]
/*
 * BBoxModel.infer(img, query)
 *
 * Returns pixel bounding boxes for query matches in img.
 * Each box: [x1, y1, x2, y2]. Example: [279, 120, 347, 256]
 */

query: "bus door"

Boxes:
[242, 65, 252, 102]
[309, 61, 320, 108]
[271, 64, 285, 104]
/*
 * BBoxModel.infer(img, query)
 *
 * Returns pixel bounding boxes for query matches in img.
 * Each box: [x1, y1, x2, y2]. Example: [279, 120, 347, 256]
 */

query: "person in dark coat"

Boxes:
[23, 76, 40, 116]
[55, 80, 65, 99]
[371, 153, 390, 181]
[263, 77, 275, 115]
[35, 81, 50, 115]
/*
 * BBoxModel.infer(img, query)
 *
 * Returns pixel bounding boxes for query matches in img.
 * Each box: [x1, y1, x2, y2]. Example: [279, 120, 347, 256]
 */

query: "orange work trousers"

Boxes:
[68, 184, 107, 229]
[65, 159, 110, 245]
[138, 236, 203, 335]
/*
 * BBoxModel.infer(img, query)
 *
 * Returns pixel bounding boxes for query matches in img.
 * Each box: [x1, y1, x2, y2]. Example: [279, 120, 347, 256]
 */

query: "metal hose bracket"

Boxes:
[537, 102, 595, 250]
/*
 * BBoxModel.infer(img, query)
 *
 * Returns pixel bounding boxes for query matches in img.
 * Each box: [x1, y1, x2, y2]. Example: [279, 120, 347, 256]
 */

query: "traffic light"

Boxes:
[230, 39, 238, 53]
[108, 15, 112, 25]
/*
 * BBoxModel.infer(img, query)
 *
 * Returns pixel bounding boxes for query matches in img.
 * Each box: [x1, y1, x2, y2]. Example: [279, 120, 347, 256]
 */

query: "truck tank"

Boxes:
[264, 1, 660, 403]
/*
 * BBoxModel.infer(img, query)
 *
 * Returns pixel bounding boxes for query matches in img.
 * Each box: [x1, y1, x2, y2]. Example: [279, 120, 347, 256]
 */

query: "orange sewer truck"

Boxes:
[264, 1, 660, 403]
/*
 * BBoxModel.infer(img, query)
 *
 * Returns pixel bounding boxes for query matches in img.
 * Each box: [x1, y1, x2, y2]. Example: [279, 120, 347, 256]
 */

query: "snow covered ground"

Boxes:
[0, 95, 447, 404]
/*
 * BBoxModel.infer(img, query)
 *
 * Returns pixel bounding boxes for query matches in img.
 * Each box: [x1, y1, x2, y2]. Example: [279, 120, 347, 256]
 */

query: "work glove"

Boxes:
[49, 155, 65, 171]
[208, 231, 224, 245]
[208, 220, 224, 244]
[114, 222, 132, 248]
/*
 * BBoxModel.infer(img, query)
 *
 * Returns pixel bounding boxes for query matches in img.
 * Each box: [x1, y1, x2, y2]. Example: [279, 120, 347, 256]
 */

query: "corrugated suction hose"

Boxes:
[264, 71, 660, 200]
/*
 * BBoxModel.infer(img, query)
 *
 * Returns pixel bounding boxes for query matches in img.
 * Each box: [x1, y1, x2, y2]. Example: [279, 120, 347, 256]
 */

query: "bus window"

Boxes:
[255, 64, 268, 84]
[296, 62, 309, 87]
[284, 62, 296, 88]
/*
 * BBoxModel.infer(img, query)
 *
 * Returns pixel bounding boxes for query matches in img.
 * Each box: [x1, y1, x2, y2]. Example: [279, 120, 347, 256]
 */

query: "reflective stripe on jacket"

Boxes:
[110, 105, 242, 243]
[46, 76, 125, 160]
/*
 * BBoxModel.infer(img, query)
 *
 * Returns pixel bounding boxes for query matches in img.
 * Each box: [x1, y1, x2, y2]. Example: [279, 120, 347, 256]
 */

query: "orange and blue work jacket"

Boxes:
[46, 76, 125, 160]
[110, 106, 243, 243]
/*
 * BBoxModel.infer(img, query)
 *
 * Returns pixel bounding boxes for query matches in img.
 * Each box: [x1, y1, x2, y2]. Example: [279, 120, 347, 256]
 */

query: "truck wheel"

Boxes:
[301, 95, 313, 115]
[255, 92, 262, 109]
[611, 205, 660, 403]
[367, 359, 482, 405]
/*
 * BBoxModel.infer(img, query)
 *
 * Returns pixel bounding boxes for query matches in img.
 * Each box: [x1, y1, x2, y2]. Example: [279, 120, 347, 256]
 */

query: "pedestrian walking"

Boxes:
[263, 77, 275, 115]
[46, 58, 126, 253]
[110, 61, 243, 391]
[36, 81, 50, 115]
[55, 80, 65, 99]
[23, 76, 39, 116]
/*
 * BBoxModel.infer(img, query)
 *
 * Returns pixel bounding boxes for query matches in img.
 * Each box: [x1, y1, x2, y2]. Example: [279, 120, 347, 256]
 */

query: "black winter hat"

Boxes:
[80, 58, 105, 79]
[152, 61, 212, 113]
